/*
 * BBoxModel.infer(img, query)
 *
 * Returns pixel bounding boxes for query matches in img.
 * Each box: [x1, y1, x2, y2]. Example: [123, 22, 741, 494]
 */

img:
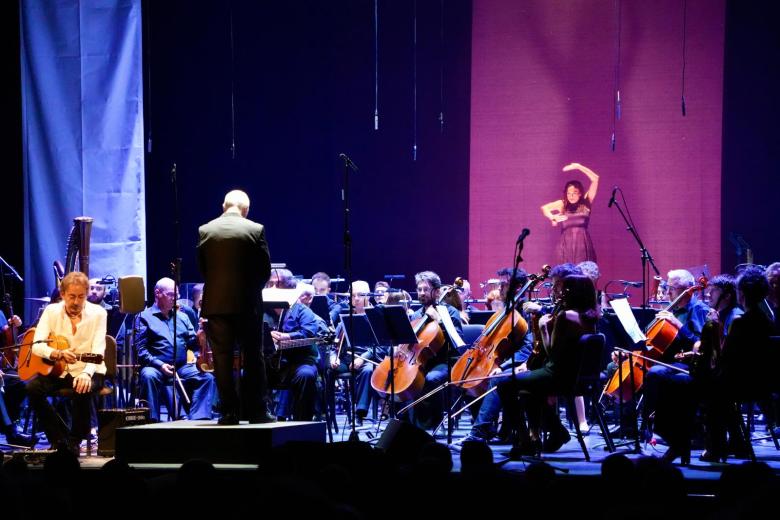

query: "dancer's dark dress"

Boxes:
[556, 207, 596, 264]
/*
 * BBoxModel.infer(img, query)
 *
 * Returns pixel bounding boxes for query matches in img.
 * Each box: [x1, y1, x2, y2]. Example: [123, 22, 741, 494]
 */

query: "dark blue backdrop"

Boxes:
[142, 0, 472, 293]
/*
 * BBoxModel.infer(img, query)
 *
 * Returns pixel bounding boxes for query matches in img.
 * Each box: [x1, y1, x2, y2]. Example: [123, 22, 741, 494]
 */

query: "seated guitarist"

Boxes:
[27, 271, 106, 453]
[265, 269, 329, 421]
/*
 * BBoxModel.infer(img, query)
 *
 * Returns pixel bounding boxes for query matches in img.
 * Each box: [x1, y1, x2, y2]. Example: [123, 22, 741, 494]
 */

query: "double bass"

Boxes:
[450, 266, 549, 395]
[603, 276, 707, 400]
[370, 287, 452, 401]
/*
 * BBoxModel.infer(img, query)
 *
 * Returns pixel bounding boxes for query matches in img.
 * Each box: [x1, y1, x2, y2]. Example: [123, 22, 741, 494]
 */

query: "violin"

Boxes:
[526, 292, 562, 371]
[370, 286, 453, 401]
[450, 266, 548, 395]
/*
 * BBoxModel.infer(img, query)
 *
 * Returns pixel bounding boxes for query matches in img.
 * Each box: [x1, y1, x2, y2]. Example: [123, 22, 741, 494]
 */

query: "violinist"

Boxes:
[26, 272, 107, 453]
[704, 275, 743, 332]
[699, 267, 775, 462]
[497, 274, 599, 457]
[641, 269, 710, 464]
[135, 277, 216, 422]
[402, 271, 464, 430]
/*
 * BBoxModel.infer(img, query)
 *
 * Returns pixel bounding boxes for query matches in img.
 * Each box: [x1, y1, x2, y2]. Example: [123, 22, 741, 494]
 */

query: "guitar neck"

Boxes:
[275, 337, 322, 351]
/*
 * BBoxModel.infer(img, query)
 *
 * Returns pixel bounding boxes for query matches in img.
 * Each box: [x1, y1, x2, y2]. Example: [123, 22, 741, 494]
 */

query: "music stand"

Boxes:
[338, 313, 382, 355]
[364, 306, 418, 419]
[337, 313, 382, 430]
[310, 295, 332, 325]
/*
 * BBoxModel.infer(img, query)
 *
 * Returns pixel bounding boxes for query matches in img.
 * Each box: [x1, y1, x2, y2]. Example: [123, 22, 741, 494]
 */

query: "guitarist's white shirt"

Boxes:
[31, 301, 107, 377]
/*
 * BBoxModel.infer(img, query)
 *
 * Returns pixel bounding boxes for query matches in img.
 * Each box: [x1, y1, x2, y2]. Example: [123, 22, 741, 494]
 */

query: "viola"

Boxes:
[526, 296, 563, 370]
[449, 266, 548, 395]
[17, 327, 104, 381]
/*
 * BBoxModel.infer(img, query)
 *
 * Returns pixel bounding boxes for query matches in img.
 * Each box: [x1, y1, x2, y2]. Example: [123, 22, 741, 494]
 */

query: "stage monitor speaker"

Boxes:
[98, 408, 150, 457]
[118, 275, 145, 314]
[375, 418, 435, 464]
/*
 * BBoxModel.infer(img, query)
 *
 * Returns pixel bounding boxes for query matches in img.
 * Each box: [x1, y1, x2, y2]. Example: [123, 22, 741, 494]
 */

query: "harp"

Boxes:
[54, 216, 94, 287]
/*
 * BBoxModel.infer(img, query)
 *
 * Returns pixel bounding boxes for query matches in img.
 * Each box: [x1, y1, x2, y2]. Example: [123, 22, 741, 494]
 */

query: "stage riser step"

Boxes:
[115, 420, 325, 464]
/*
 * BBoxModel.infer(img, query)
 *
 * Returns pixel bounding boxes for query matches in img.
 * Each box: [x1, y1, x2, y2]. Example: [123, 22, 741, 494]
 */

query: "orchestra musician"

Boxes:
[329, 280, 384, 424]
[385, 289, 413, 315]
[198, 189, 275, 425]
[373, 281, 390, 305]
[462, 268, 535, 444]
[26, 272, 107, 453]
[134, 277, 216, 422]
[1, 309, 34, 446]
[265, 269, 329, 421]
[497, 274, 599, 458]
[699, 267, 775, 462]
[641, 269, 711, 464]
[401, 271, 464, 430]
[311, 272, 344, 325]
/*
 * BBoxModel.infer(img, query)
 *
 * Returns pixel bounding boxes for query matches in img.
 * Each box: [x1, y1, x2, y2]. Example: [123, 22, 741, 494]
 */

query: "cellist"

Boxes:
[400, 271, 464, 430]
[641, 269, 710, 464]
[461, 267, 535, 444]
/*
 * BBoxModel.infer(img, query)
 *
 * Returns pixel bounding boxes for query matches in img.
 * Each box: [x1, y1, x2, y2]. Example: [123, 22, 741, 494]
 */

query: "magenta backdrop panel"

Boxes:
[469, 0, 725, 295]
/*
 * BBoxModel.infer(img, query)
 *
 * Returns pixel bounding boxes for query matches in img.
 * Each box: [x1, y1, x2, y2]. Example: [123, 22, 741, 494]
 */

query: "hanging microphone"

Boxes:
[516, 228, 530, 244]
[619, 280, 643, 287]
[339, 153, 359, 171]
[607, 186, 618, 208]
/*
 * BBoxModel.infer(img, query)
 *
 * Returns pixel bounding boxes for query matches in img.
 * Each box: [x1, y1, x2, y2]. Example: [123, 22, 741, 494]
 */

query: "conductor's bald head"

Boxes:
[223, 190, 250, 217]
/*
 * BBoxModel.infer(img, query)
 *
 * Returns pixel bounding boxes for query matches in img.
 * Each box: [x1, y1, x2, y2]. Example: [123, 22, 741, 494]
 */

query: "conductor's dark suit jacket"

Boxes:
[197, 213, 271, 316]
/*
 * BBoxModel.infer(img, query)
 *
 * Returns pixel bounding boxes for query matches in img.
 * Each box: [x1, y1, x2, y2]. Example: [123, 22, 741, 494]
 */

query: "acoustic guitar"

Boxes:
[17, 327, 104, 381]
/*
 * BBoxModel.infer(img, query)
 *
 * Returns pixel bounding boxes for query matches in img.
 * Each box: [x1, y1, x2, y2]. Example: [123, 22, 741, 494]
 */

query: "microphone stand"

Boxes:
[169, 163, 182, 421]
[340, 153, 359, 442]
[608, 191, 660, 308]
[506, 236, 525, 449]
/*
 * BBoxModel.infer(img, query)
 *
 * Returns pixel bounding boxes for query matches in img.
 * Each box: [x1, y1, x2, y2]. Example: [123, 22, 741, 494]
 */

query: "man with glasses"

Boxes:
[640, 269, 710, 462]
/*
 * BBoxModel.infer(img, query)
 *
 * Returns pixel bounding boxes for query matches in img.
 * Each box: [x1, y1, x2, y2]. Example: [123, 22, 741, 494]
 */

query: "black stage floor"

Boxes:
[4, 411, 780, 480]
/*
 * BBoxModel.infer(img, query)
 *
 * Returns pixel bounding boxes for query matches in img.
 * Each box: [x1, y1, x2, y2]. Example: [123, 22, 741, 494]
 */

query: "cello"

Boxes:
[450, 266, 548, 395]
[370, 287, 453, 402]
[603, 276, 707, 399]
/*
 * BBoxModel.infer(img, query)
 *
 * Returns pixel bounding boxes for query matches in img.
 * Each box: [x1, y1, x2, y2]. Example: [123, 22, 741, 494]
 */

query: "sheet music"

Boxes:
[609, 298, 647, 344]
[436, 305, 466, 348]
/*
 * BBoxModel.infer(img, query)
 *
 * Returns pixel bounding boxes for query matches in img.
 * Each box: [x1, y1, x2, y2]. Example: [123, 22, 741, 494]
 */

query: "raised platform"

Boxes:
[115, 419, 325, 464]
